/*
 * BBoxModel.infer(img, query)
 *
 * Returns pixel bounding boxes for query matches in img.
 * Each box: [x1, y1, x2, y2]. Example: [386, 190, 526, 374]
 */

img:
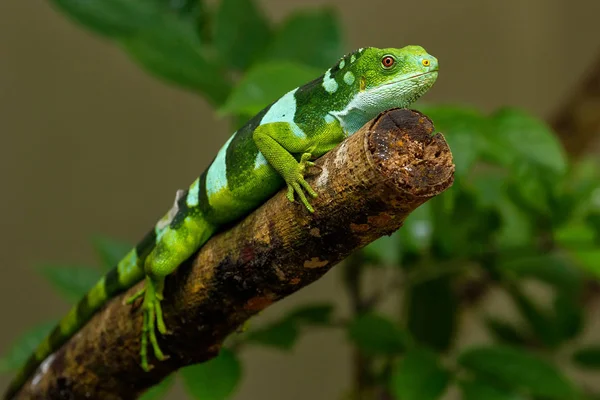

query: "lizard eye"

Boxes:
[381, 56, 395, 69]
[422, 59, 430, 67]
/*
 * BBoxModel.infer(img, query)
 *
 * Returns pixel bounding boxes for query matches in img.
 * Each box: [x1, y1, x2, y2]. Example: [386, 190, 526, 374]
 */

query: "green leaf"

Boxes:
[508, 285, 560, 348]
[556, 223, 600, 278]
[347, 313, 407, 356]
[507, 286, 583, 347]
[181, 349, 242, 400]
[573, 346, 600, 370]
[428, 189, 496, 260]
[418, 105, 487, 177]
[490, 108, 567, 175]
[245, 319, 299, 350]
[0, 322, 55, 373]
[139, 374, 175, 400]
[553, 292, 583, 341]
[52, 0, 231, 103]
[499, 253, 583, 296]
[244, 304, 333, 350]
[265, 9, 343, 69]
[588, 212, 600, 242]
[468, 168, 508, 209]
[122, 23, 231, 105]
[92, 235, 132, 270]
[508, 163, 554, 215]
[496, 196, 534, 248]
[165, 0, 201, 13]
[406, 276, 457, 351]
[213, 0, 271, 70]
[50, 0, 163, 37]
[556, 222, 596, 247]
[37, 265, 102, 302]
[220, 62, 321, 116]
[555, 159, 600, 224]
[460, 379, 525, 400]
[459, 345, 578, 399]
[287, 303, 334, 326]
[428, 186, 503, 261]
[484, 318, 529, 346]
[390, 348, 450, 400]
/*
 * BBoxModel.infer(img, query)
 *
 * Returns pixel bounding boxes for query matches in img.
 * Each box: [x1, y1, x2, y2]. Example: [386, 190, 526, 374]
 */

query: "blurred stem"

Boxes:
[343, 251, 373, 398]
[344, 251, 368, 314]
[550, 52, 600, 158]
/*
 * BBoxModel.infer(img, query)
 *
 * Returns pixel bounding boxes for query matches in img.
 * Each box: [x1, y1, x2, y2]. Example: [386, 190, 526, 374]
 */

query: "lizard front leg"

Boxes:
[252, 122, 318, 212]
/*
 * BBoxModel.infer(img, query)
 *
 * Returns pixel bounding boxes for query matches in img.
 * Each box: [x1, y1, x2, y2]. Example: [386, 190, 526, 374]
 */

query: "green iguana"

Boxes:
[5, 45, 438, 399]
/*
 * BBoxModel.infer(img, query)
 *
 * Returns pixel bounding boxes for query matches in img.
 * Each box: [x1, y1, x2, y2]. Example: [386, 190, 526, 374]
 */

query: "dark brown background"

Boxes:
[1, 0, 599, 399]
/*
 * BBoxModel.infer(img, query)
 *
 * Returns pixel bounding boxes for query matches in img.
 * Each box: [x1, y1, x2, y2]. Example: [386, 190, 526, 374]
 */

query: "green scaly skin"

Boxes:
[5, 45, 439, 399]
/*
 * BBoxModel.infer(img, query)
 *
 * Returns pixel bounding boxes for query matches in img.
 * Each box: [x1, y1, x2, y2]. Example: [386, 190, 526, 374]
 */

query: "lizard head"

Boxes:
[328, 46, 438, 133]
[355, 46, 438, 106]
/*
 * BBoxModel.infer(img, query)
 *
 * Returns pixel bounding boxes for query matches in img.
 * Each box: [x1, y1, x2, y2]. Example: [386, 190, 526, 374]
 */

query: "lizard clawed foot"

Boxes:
[285, 152, 318, 213]
[133, 277, 170, 371]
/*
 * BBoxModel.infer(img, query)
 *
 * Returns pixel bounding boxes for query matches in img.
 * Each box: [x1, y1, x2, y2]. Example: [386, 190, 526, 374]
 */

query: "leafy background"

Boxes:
[1, 0, 600, 399]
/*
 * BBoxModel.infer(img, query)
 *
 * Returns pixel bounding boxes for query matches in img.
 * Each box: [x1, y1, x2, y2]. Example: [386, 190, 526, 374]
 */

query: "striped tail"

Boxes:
[3, 229, 159, 400]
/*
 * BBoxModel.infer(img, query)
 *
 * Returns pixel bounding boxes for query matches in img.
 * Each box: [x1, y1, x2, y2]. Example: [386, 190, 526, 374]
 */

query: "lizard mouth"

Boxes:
[358, 71, 438, 93]
[385, 70, 438, 86]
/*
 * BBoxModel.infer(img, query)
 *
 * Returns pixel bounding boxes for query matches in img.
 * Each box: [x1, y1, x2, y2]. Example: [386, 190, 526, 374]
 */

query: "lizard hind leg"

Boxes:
[128, 211, 216, 371]
[138, 275, 167, 371]
[126, 270, 169, 371]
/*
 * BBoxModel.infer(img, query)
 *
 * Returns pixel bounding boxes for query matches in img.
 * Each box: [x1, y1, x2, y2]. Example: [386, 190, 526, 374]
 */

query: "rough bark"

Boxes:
[550, 54, 600, 157]
[13, 109, 455, 400]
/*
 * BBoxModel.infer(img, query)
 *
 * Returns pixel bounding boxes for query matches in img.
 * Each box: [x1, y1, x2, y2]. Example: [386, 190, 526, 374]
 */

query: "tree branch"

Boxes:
[550, 53, 600, 158]
[12, 109, 455, 400]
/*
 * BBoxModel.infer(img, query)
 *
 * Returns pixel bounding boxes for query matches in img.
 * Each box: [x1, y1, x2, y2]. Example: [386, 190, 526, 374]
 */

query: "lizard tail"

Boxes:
[3, 229, 159, 400]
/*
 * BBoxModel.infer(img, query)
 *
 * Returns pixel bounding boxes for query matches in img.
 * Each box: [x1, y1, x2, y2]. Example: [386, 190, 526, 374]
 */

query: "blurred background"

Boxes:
[1, 0, 599, 399]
